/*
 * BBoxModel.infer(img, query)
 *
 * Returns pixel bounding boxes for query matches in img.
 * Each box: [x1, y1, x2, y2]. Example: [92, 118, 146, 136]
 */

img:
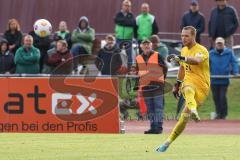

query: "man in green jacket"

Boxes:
[114, 0, 135, 65]
[71, 16, 95, 72]
[14, 35, 41, 74]
[136, 3, 159, 53]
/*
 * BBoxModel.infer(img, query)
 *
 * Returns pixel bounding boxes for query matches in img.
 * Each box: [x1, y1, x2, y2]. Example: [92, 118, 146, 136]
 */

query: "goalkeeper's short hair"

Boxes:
[183, 26, 197, 37]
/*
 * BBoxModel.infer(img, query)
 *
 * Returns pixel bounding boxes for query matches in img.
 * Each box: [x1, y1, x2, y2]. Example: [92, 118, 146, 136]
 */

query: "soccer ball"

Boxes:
[33, 19, 52, 37]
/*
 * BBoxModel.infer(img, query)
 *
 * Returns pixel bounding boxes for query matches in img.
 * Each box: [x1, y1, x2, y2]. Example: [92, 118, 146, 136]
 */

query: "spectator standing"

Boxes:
[135, 39, 167, 134]
[180, 0, 205, 43]
[95, 35, 122, 75]
[3, 19, 23, 54]
[14, 35, 41, 74]
[209, 0, 239, 48]
[114, 0, 135, 65]
[0, 39, 15, 74]
[136, 3, 159, 52]
[210, 37, 238, 119]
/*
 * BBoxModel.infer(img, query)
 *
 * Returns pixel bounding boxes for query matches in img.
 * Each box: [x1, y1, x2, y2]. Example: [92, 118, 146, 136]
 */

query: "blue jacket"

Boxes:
[210, 48, 239, 85]
[208, 6, 239, 38]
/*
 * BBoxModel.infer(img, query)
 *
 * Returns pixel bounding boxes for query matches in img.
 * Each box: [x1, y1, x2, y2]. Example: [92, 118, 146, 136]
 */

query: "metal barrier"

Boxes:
[0, 74, 239, 79]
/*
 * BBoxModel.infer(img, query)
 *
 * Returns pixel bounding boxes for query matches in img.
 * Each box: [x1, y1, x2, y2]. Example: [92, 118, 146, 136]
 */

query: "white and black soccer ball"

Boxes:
[33, 19, 52, 37]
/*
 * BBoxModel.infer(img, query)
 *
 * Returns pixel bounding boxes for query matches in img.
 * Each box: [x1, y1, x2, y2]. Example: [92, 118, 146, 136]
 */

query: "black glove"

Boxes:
[167, 54, 186, 63]
[172, 80, 182, 99]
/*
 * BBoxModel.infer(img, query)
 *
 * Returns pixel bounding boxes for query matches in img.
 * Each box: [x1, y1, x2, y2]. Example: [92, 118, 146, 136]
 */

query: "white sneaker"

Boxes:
[191, 109, 200, 122]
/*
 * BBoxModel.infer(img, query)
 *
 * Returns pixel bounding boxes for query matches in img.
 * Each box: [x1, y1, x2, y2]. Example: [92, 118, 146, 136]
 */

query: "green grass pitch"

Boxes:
[1, 134, 239, 160]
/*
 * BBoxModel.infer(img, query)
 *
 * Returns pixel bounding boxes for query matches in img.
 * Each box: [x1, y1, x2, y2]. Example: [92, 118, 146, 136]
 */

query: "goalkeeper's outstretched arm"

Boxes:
[185, 56, 204, 65]
[167, 54, 204, 65]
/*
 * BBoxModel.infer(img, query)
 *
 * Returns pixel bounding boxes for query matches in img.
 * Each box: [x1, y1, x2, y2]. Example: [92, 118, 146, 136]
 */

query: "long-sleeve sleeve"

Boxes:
[158, 54, 168, 79]
[95, 51, 103, 71]
[152, 19, 159, 35]
[180, 14, 187, 30]
[21, 49, 40, 63]
[208, 11, 213, 37]
[71, 30, 79, 44]
[198, 15, 205, 34]
[78, 29, 95, 42]
[7, 54, 16, 73]
[112, 52, 123, 74]
[14, 49, 33, 65]
[14, 32, 23, 48]
[47, 53, 62, 66]
[114, 12, 135, 27]
[230, 7, 239, 35]
[9, 58, 16, 73]
[71, 29, 95, 43]
[230, 52, 239, 75]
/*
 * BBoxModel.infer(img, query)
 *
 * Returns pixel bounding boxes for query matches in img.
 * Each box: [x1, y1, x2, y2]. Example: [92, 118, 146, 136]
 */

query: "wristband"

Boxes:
[176, 79, 183, 86]
[177, 56, 187, 62]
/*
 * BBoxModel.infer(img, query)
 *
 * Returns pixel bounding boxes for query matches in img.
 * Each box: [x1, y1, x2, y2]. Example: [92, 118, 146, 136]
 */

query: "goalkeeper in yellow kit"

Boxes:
[156, 26, 210, 152]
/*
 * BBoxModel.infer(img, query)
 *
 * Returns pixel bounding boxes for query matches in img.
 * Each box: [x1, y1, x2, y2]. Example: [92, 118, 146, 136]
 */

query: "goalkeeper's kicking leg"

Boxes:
[156, 107, 191, 152]
[156, 85, 200, 153]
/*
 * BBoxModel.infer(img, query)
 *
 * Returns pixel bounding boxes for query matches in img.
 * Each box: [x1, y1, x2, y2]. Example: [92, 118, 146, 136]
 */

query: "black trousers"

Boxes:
[211, 85, 229, 119]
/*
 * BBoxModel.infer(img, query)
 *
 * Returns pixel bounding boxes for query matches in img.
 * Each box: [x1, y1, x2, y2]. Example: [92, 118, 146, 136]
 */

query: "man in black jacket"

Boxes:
[29, 30, 51, 72]
[114, 0, 135, 66]
[209, 0, 239, 48]
[181, 0, 205, 43]
[95, 35, 122, 75]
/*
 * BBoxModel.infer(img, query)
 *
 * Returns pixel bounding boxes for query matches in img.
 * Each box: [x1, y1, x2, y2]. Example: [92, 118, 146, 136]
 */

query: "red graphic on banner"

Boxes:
[0, 77, 119, 133]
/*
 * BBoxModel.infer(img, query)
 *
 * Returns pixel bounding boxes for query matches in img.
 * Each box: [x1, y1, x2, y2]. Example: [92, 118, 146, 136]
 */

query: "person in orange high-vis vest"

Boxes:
[135, 39, 167, 134]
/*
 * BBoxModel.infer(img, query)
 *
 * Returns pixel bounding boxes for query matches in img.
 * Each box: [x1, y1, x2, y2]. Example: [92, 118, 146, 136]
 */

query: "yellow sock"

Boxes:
[183, 86, 197, 111]
[168, 113, 190, 143]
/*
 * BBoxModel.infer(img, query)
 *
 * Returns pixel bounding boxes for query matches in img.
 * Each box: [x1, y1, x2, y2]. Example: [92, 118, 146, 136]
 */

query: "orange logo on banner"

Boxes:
[0, 77, 120, 133]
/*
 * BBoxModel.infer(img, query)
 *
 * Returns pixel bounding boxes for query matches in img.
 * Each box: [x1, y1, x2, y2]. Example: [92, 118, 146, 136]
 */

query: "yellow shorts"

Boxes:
[181, 83, 209, 106]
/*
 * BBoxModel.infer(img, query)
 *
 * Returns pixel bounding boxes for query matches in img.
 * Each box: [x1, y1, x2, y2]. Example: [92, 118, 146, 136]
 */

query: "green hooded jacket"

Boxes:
[71, 16, 95, 54]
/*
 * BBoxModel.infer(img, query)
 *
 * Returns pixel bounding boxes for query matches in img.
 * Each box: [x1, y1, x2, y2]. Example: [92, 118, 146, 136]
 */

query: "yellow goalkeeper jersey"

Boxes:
[180, 43, 210, 91]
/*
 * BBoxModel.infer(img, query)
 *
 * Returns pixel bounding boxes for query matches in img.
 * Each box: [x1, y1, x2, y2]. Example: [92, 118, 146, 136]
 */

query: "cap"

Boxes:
[191, 0, 199, 5]
[105, 35, 116, 41]
[141, 39, 151, 44]
[215, 37, 225, 44]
